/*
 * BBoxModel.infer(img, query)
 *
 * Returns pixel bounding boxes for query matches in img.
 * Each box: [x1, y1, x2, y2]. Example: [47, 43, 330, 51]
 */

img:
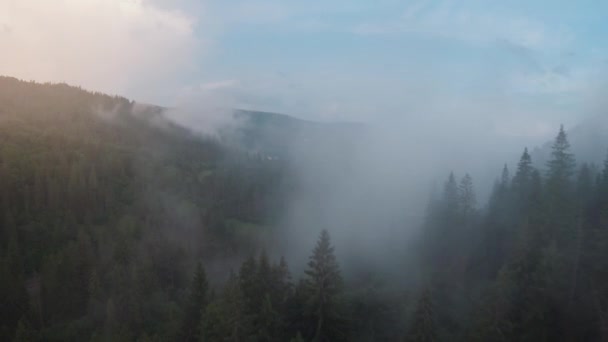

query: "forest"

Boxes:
[1, 76, 608, 341]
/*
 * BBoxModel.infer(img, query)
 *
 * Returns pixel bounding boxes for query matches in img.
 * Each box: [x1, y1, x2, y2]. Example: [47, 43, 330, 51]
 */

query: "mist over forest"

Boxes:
[1, 75, 608, 342]
[2, 1, 608, 341]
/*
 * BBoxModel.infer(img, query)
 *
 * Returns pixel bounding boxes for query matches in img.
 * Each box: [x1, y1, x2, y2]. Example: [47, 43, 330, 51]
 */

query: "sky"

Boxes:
[1, 0, 607, 141]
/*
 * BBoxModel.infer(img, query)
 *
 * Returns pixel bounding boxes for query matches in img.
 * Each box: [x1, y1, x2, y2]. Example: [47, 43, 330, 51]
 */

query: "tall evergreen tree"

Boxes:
[546, 125, 576, 189]
[513, 148, 532, 190]
[545, 125, 576, 245]
[444, 172, 459, 216]
[304, 230, 345, 342]
[203, 273, 252, 342]
[459, 174, 476, 219]
[547, 125, 575, 179]
[179, 262, 208, 342]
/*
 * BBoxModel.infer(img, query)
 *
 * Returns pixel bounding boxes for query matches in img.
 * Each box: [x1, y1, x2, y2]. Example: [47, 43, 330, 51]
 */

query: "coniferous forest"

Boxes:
[2, 76, 608, 341]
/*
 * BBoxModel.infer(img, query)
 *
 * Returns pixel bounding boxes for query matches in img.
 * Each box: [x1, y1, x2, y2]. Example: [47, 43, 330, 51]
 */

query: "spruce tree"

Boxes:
[512, 148, 535, 216]
[443, 172, 459, 216]
[545, 125, 576, 245]
[546, 125, 576, 187]
[459, 174, 476, 219]
[203, 273, 252, 342]
[179, 262, 208, 342]
[513, 148, 533, 190]
[304, 230, 345, 342]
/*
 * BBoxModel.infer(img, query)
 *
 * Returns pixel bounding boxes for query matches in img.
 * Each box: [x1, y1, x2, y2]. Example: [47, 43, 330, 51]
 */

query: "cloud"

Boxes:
[0, 0, 202, 102]
[199, 79, 240, 91]
[353, 1, 571, 50]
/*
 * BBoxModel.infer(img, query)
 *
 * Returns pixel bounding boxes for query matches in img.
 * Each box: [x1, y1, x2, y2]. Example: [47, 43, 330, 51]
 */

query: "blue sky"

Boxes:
[186, 1, 608, 129]
[2, 0, 607, 139]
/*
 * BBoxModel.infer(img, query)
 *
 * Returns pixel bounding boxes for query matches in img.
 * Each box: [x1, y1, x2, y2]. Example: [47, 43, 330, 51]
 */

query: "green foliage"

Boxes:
[0, 77, 287, 340]
[3, 77, 608, 341]
[406, 288, 436, 342]
[459, 173, 476, 218]
[178, 262, 209, 342]
[303, 230, 346, 342]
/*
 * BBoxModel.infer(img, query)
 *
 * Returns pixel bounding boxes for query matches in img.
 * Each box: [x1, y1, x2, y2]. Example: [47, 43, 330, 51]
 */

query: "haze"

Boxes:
[2, 1, 608, 341]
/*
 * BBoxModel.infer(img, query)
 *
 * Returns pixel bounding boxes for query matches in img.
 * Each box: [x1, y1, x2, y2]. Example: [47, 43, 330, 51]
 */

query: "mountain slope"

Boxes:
[0, 76, 291, 340]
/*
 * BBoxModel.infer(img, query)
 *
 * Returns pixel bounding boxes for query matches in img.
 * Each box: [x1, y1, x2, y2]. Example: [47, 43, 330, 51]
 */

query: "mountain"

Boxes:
[0, 75, 372, 340]
[227, 109, 367, 159]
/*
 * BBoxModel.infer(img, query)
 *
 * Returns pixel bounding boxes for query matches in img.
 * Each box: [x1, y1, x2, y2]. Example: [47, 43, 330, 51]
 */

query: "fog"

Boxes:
[156, 94, 606, 285]
[3, 0, 607, 276]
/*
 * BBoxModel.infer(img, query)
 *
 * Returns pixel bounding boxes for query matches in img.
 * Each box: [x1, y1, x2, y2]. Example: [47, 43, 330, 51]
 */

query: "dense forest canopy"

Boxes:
[1, 76, 608, 341]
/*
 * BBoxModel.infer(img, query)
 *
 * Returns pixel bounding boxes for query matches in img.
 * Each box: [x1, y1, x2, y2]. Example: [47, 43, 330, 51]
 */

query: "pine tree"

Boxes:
[179, 262, 208, 342]
[304, 230, 345, 342]
[513, 148, 533, 192]
[252, 251, 284, 341]
[271, 256, 292, 305]
[459, 174, 476, 219]
[546, 125, 576, 187]
[238, 254, 259, 326]
[257, 294, 280, 341]
[545, 125, 576, 245]
[443, 172, 459, 216]
[203, 273, 252, 341]
[406, 288, 437, 342]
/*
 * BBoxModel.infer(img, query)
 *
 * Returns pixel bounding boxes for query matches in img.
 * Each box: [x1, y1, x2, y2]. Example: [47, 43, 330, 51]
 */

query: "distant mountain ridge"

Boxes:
[225, 109, 367, 159]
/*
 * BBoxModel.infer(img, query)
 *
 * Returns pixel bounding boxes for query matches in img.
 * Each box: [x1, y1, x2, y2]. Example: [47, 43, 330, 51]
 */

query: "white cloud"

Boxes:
[353, 1, 571, 50]
[0, 0, 202, 101]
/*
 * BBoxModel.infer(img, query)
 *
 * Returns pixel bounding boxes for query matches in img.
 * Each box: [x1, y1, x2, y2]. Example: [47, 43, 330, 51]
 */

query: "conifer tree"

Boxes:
[513, 148, 533, 192]
[179, 262, 208, 342]
[304, 230, 345, 342]
[545, 125, 577, 245]
[547, 125, 576, 183]
[406, 288, 437, 342]
[203, 273, 251, 341]
[443, 172, 459, 216]
[459, 174, 476, 219]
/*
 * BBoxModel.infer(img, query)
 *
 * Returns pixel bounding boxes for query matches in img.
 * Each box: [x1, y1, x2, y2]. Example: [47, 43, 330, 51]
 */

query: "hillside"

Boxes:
[3, 76, 608, 341]
[0, 77, 292, 340]
[227, 109, 367, 159]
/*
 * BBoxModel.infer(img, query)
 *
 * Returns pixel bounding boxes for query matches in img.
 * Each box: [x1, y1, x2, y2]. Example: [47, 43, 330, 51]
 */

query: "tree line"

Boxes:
[2, 77, 608, 341]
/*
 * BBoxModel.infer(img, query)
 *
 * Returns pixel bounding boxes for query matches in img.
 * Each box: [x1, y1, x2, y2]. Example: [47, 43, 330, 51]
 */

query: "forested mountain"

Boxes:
[0, 76, 294, 341]
[229, 109, 366, 160]
[1, 76, 608, 341]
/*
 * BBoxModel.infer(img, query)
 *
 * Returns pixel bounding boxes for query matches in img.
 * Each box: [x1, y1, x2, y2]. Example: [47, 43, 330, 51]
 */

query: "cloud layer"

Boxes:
[0, 0, 200, 101]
